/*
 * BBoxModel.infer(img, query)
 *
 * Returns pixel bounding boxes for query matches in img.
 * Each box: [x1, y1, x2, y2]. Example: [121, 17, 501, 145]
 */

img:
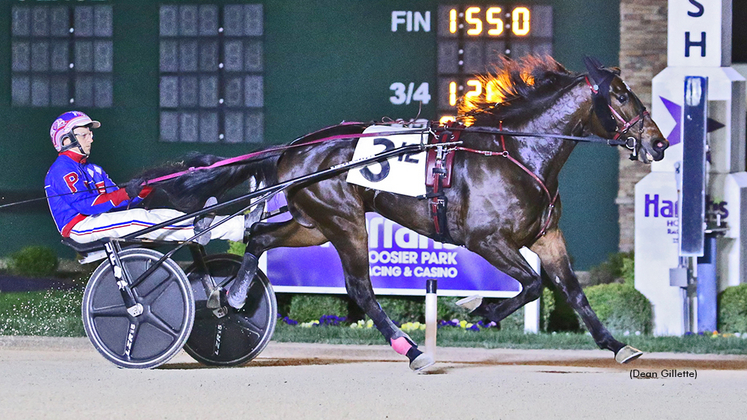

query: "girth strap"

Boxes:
[424, 122, 463, 244]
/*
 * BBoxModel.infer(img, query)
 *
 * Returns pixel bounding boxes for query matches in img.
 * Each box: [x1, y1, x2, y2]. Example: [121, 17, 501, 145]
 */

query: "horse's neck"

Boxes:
[510, 83, 590, 184]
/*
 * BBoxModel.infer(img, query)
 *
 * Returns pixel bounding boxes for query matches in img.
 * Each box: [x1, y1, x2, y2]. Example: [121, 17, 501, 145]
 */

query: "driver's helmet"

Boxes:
[50, 111, 101, 152]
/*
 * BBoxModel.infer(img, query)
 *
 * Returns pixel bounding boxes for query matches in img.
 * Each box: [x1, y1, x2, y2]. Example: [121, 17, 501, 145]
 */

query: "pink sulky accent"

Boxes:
[390, 336, 412, 356]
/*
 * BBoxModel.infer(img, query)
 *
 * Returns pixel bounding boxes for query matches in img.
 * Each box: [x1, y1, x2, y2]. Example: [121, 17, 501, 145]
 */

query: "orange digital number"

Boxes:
[512, 7, 530, 36]
[486, 7, 503, 36]
[465, 7, 482, 36]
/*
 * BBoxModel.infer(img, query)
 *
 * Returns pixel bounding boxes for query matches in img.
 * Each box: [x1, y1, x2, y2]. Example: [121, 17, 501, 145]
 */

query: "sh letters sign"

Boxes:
[667, 0, 731, 67]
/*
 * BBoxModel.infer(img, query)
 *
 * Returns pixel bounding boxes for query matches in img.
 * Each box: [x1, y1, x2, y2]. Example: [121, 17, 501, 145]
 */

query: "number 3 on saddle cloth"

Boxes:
[345, 122, 461, 244]
[424, 123, 461, 245]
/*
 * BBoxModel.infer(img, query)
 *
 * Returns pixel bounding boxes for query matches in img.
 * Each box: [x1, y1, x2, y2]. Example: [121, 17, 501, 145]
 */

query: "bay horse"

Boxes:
[146, 56, 668, 371]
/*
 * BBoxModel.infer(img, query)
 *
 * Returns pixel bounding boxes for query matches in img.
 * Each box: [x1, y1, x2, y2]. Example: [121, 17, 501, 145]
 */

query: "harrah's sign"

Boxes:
[644, 194, 728, 221]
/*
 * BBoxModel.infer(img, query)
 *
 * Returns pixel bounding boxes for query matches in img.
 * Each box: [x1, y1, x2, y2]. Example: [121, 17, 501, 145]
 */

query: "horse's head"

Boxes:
[583, 56, 668, 163]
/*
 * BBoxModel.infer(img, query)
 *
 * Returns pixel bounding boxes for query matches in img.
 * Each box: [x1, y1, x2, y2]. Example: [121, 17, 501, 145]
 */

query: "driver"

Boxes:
[45, 111, 249, 245]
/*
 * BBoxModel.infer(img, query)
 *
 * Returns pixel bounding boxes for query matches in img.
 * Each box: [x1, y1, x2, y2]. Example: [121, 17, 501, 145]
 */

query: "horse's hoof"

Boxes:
[409, 353, 435, 372]
[456, 295, 483, 312]
[615, 345, 643, 364]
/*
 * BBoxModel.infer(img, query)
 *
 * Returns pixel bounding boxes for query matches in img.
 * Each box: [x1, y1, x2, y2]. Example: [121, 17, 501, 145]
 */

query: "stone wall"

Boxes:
[617, 0, 668, 251]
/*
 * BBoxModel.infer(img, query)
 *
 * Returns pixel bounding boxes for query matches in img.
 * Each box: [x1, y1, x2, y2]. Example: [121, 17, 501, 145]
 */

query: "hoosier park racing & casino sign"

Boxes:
[266, 207, 522, 297]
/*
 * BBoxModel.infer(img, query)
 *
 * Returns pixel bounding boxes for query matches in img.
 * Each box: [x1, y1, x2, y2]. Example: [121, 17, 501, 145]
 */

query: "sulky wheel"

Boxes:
[81, 248, 195, 369]
[183, 254, 277, 367]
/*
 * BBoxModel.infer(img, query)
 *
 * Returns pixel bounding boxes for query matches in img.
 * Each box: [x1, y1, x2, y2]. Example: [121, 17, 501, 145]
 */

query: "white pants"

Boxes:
[68, 208, 244, 244]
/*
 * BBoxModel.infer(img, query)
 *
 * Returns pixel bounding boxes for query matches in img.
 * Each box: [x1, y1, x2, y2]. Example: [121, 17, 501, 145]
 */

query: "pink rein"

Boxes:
[143, 122, 400, 185]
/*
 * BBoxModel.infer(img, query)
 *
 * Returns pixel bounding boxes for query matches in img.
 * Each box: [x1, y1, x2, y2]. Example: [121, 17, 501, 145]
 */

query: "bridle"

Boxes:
[583, 56, 649, 161]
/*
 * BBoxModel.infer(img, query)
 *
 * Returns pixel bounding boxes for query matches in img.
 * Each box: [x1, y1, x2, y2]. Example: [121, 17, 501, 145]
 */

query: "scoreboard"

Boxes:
[9, 1, 553, 143]
[1, 0, 622, 271]
[435, 5, 553, 119]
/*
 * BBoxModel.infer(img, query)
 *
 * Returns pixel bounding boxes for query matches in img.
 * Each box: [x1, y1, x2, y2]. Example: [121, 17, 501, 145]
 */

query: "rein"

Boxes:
[143, 123, 430, 185]
[143, 114, 629, 187]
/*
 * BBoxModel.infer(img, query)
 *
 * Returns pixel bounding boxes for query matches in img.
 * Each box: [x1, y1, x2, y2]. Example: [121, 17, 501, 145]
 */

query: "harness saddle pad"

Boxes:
[345, 125, 427, 197]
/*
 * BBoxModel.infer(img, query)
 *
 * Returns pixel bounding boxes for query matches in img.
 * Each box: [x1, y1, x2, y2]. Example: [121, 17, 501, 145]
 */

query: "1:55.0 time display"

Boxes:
[446, 6, 531, 37]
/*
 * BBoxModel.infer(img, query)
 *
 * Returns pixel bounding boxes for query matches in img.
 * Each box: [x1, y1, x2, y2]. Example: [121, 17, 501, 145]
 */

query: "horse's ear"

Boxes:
[610, 67, 621, 76]
[584, 56, 617, 132]
[583, 56, 609, 86]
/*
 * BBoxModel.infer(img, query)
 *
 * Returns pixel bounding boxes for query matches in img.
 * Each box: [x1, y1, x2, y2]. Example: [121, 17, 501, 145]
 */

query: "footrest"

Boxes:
[61, 237, 110, 254]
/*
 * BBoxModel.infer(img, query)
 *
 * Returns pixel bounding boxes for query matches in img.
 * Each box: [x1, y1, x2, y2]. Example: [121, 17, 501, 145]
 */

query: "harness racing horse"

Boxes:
[146, 56, 668, 371]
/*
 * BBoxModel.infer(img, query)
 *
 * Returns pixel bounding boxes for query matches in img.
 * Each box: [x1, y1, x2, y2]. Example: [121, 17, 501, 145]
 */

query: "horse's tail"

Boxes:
[139, 151, 280, 213]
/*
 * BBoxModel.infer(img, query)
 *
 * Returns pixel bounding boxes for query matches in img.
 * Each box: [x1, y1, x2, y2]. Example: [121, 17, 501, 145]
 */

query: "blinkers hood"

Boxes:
[583, 56, 617, 133]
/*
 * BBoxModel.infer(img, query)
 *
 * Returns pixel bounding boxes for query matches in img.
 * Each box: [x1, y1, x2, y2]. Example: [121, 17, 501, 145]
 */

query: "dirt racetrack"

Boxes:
[1, 336, 746, 420]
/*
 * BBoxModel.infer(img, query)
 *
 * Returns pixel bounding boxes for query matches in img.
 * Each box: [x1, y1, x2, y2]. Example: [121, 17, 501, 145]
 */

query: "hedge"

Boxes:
[283, 288, 555, 330]
[580, 283, 653, 334]
[287, 294, 348, 322]
[10, 246, 58, 277]
[718, 284, 747, 333]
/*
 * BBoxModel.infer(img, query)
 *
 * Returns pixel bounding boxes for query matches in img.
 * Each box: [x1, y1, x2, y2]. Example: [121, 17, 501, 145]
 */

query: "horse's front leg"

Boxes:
[459, 237, 545, 323]
[530, 228, 642, 364]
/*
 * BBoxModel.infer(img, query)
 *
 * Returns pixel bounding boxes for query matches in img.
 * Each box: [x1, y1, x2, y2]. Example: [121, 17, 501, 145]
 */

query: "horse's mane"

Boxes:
[458, 55, 581, 126]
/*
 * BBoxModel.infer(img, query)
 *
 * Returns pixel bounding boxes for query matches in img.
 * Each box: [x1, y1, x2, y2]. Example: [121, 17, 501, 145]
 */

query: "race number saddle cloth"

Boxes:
[345, 122, 462, 244]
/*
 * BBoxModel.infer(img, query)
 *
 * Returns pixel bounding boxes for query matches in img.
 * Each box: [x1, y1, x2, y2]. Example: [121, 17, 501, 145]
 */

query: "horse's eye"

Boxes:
[617, 93, 628, 104]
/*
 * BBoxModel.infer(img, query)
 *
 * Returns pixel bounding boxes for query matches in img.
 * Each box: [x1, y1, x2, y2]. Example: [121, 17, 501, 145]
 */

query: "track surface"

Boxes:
[1, 337, 746, 419]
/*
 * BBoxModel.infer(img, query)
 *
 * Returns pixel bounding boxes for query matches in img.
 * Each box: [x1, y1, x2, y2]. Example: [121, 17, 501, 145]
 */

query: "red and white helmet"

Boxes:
[50, 111, 101, 152]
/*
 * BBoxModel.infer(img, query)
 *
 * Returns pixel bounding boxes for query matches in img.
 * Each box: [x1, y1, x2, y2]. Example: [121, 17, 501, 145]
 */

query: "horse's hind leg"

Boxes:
[309, 212, 433, 371]
[530, 228, 642, 364]
[224, 219, 328, 309]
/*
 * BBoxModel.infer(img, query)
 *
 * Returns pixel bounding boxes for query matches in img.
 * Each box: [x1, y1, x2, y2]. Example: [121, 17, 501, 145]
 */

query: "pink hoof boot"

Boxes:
[390, 336, 412, 356]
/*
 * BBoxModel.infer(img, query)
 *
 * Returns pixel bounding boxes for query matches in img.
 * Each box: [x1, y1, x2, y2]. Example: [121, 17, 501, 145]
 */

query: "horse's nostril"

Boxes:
[654, 141, 666, 151]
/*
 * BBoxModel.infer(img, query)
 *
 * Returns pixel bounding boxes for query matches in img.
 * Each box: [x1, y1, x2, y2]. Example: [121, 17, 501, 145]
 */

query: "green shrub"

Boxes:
[10, 246, 58, 277]
[621, 255, 635, 287]
[587, 251, 634, 286]
[581, 283, 652, 334]
[227, 241, 247, 256]
[547, 286, 581, 332]
[436, 296, 481, 323]
[282, 287, 556, 328]
[494, 289, 556, 332]
[541, 288, 555, 331]
[718, 284, 747, 333]
[288, 294, 348, 322]
[378, 296, 424, 324]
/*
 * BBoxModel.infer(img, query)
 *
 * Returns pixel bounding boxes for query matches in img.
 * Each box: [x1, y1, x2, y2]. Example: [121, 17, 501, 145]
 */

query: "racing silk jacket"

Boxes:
[45, 151, 151, 237]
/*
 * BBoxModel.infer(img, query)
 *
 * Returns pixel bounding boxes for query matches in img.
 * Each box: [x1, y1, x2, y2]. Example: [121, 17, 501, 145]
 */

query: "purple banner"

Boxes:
[265, 196, 521, 297]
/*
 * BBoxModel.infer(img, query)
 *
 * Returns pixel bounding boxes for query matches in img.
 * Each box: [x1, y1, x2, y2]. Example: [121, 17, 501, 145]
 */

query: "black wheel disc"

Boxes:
[81, 248, 194, 369]
[183, 254, 277, 366]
